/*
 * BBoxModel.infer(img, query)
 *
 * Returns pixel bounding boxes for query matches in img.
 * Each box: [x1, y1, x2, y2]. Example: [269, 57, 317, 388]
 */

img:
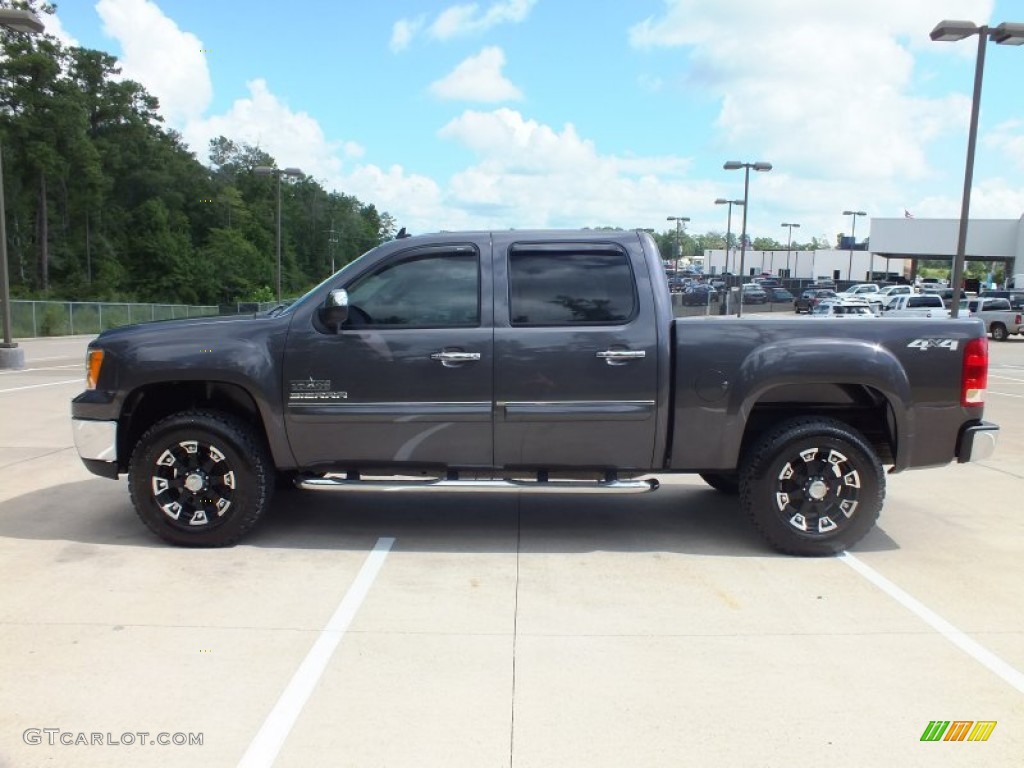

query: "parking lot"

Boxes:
[1, 334, 1022, 767]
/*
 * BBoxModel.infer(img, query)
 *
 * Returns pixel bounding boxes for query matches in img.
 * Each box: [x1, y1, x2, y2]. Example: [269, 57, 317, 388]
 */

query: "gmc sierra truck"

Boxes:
[71, 229, 999, 555]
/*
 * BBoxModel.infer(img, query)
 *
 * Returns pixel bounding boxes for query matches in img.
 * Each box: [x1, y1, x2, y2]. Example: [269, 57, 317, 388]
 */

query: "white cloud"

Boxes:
[429, 47, 522, 102]
[436, 108, 702, 228]
[984, 120, 1024, 172]
[628, 0, 991, 182]
[342, 164, 456, 229]
[430, 0, 536, 40]
[390, 16, 424, 52]
[182, 79, 344, 178]
[96, 0, 212, 125]
[915, 178, 1024, 220]
[392, 0, 536, 49]
[43, 10, 80, 48]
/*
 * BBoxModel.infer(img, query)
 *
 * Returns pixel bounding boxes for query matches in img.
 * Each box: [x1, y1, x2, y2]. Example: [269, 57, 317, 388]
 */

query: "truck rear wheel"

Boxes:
[699, 472, 739, 495]
[739, 418, 884, 556]
[990, 323, 1008, 341]
[128, 410, 274, 546]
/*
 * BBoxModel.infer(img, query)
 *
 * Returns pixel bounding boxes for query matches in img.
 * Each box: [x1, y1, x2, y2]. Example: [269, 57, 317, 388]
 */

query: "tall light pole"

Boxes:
[781, 222, 800, 278]
[666, 215, 689, 274]
[931, 20, 1024, 318]
[843, 210, 867, 282]
[715, 198, 743, 276]
[0, 8, 45, 371]
[254, 165, 304, 303]
[327, 218, 339, 275]
[724, 161, 772, 317]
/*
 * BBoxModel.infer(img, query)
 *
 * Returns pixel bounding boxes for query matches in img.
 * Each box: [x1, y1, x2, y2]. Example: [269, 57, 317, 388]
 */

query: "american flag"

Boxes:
[904, 210, 914, 219]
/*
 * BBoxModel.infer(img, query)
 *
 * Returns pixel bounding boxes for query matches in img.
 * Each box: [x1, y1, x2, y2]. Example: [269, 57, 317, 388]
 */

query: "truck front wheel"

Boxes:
[739, 418, 884, 556]
[128, 410, 274, 546]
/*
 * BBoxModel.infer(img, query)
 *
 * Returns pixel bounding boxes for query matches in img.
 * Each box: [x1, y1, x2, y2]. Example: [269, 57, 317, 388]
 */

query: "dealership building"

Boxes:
[699, 215, 1024, 284]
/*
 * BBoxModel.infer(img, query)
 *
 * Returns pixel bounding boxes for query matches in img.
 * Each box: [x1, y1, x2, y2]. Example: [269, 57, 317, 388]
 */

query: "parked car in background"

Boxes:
[741, 283, 768, 304]
[875, 284, 913, 309]
[838, 283, 880, 299]
[961, 297, 1024, 341]
[922, 287, 956, 308]
[979, 289, 1024, 311]
[885, 293, 950, 318]
[810, 300, 877, 318]
[763, 286, 794, 303]
[681, 284, 718, 306]
[794, 288, 837, 313]
[710, 278, 727, 291]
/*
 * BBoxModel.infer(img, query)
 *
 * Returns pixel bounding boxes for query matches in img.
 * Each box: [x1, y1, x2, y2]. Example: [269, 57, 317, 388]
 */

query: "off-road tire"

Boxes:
[128, 410, 274, 546]
[739, 417, 884, 556]
[699, 472, 740, 495]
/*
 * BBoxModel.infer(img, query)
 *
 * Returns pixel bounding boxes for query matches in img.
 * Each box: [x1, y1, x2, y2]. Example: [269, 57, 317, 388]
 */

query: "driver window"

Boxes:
[345, 249, 480, 328]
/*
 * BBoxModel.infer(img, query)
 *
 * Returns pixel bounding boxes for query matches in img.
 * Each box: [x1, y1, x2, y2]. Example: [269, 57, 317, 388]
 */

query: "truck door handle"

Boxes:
[430, 351, 481, 367]
[596, 349, 646, 365]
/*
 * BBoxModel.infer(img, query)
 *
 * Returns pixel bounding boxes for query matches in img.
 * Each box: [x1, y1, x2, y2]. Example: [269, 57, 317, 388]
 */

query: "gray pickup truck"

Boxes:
[962, 297, 1023, 341]
[71, 229, 998, 555]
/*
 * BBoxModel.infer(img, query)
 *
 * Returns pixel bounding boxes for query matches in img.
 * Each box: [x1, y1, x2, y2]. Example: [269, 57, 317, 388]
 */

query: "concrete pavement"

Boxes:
[1, 334, 1021, 767]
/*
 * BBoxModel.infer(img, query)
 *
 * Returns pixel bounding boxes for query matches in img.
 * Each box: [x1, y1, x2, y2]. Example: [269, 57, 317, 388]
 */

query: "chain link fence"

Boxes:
[9, 301, 220, 338]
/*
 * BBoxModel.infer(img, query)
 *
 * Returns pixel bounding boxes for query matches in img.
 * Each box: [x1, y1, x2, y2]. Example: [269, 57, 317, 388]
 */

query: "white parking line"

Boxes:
[989, 374, 1024, 383]
[237, 537, 396, 768]
[0, 379, 81, 394]
[840, 552, 1024, 694]
[989, 390, 1024, 399]
[0, 364, 81, 375]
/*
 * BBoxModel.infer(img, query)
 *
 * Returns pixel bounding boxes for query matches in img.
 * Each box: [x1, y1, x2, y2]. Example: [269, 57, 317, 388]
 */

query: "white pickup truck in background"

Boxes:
[874, 284, 913, 310]
[884, 293, 950, 318]
[961, 297, 1024, 341]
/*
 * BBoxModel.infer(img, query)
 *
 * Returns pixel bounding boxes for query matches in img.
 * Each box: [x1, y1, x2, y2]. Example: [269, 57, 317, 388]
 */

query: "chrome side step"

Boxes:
[296, 476, 659, 494]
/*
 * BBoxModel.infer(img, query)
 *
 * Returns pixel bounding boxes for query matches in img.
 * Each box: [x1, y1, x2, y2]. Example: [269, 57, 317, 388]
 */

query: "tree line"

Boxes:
[0, 2, 393, 306]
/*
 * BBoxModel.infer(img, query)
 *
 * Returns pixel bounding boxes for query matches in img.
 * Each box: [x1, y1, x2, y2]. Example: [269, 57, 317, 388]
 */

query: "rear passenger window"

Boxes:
[508, 246, 637, 326]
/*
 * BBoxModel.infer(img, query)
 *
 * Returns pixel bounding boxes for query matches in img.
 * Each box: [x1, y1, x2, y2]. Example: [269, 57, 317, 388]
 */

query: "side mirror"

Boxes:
[320, 289, 350, 331]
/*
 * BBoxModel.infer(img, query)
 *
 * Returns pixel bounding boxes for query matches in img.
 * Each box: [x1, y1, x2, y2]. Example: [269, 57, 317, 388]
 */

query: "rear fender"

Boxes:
[728, 338, 914, 469]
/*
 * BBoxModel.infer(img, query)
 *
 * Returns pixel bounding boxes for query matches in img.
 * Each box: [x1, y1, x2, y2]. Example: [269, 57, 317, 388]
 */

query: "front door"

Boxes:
[283, 242, 494, 470]
[492, 235, 660, 470]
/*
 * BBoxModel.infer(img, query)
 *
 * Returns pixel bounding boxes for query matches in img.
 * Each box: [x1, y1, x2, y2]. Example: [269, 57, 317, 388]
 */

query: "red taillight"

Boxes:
[961, 337, 988, 407]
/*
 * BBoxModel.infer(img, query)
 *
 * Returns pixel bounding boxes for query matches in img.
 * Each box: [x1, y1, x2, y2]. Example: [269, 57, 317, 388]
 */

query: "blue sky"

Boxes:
[46, 0, 1024, 244]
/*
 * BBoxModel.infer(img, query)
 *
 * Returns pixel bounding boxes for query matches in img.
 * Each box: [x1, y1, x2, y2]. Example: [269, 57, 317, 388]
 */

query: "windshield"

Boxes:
[274, 247, 378, 314]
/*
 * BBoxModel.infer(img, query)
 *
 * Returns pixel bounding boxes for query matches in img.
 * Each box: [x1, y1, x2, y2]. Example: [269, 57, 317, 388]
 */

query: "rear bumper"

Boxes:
[956, 421, 999, 463]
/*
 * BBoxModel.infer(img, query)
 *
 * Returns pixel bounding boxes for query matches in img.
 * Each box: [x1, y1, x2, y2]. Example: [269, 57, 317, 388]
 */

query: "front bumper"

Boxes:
[72, 418, 119, 478]
[956, 421, 999, 463]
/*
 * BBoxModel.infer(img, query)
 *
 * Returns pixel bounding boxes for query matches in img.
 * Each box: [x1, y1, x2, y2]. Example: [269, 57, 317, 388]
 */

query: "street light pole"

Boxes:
[666, 216, 689, 274]
[254, 165, 304, 303]
[724, 161, 772, 317]
[715, 198, 743, 277]
[930, 19, 1024, 318]
[0, 8, 45, 371]
[843, 210, 866, 282]
[781, 222, 800, 278]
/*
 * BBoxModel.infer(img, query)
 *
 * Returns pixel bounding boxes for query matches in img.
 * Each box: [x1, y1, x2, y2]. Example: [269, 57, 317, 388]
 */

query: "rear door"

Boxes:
[491, 234, 660, 470]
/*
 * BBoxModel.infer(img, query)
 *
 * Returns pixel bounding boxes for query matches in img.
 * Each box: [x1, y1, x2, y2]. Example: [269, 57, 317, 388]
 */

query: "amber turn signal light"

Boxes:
[86, 349, 104, 390]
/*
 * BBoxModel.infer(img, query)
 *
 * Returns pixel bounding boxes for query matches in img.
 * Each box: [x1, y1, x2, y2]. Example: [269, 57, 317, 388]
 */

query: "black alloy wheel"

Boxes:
[740, 418, 884, 556]
[128, 410, 274, 546]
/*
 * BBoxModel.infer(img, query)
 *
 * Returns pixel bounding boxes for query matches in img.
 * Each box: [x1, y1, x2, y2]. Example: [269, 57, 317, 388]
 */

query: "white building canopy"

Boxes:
[869, 216, 1024, 263]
